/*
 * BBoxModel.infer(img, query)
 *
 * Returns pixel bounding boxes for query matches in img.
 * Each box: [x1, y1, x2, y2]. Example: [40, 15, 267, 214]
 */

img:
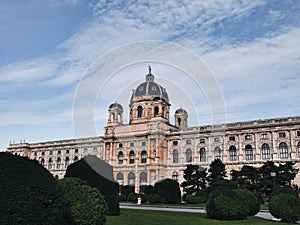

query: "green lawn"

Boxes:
[106, 209, 289, 225]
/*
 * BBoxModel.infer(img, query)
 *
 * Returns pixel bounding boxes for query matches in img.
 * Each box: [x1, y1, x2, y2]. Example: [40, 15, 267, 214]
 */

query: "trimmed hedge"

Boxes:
[59, 178, 107, 225]
[207, 187, 249, 220]
[154, 179, 181, 204]
[65, 157, 120, 215]
[234, 189, 260, 216]
[269, 193, 300, 223]
[270, 186, 299, 198]
[0, 153, 71, 225]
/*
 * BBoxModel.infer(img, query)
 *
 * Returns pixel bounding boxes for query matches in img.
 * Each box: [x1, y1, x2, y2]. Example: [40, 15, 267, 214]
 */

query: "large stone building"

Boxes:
[8, 68, 300, 191]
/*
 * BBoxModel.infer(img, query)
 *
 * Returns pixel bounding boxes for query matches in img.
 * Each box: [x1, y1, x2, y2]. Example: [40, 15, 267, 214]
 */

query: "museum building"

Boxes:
[8, 68, 300, 191]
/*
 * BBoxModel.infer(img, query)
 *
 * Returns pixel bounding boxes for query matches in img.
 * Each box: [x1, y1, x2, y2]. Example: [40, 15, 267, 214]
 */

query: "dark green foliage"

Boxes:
[270, 186, 299, 198]
[148, 194, 160, 203]
[234, 189, 260, 216]
[144, 185, 155, 195]
[206, 188, 248, 220]
[65, 157, 120, 215]
[181, 164, 207, 194]
[128, 193, 139, 203]
[208, 159, 226, 185]
[207, 179, 238, 195]
[184, 194, 206, 204]
[0, 152, 71, 225]
[59, 178, 107, 225]
[118, 194, 128, 202]
[121, 185, 135, 195]
[154, 179, 181, 204]
[269, 194, 300, 223]
[232, 161, 299, 201]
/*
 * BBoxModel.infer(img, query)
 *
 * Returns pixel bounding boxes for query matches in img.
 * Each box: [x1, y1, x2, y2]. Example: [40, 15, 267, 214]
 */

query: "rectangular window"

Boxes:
[130, 142, 135, 147]
[83, 148, 87, 153]
[214, 137, 220, 143]
[93, 147, 97, 153]
[199, 138, 205, 144]
[118, 143, 123, 148]
[279, 132, 286, 138]
[186, 139, 191, 145]
[261, 133, 268, 139]
[245, 134, 251, 141]
[57, 150, 61, 155]
[297, 131, 300, 137]
[66, 149, 69, 154]
[229, 136, 235, 141]
[75, 149, 79, 153]
[173, 140, 178, 146]
[141, 141, 146, 146]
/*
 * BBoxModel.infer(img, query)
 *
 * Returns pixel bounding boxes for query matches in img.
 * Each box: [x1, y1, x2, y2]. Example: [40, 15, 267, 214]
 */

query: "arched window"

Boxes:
[173, 150, 179, 163]
[40, 158, 45, 166]
[186, 149, 192, 163]
[154, 106, 159, 117]
[298, 142, 300, 157]
[262, 143, 270, 159]
[116, 173, 124, 185]
[48, 158, 53, 169]
[214, 147, 222, 160]
[128, 172, 135, 186]
[245, 145, 253, 160]
[56, 157, 61, 169]
[199, 148, 206, 162]
[177, 117, 181, 127]
[65, 157, 70, 168]
[279, 142, 289, 158]
[141, 151, 147, 163]
[137, 106, 143, 118]
[74, 156, 78, 162]
[129, 151, 135, 164]
[118, 151, 124, 165]
[140, 172, 147, 185]
[172, 171, 178, 181]
[229, 146, 237, 161]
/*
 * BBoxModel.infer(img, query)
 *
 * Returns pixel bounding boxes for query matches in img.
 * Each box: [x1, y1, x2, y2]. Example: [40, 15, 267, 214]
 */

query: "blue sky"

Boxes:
[1, 0, 300, 150]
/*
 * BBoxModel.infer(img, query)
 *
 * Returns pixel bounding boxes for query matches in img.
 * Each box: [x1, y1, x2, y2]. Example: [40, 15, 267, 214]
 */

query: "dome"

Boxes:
[109, 102, 123, 110]
[131, 67, 169, 102]
[175, 108, 188, 116]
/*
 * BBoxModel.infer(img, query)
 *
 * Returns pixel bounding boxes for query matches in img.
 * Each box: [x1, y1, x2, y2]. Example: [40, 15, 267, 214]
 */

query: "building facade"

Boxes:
[8, 68, 300, 191]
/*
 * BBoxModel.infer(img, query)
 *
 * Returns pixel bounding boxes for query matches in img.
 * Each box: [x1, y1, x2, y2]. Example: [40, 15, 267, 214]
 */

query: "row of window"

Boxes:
[118, 141, 147, 148]
[136, 105, 166, 118]
[172, 131, 300, 146]
[39, 156, 79, 170]
[115, 171, 179, 185]
[172, 142, 300, 163]
[117, 150, 152, 165]
[35, 147, 99, 157]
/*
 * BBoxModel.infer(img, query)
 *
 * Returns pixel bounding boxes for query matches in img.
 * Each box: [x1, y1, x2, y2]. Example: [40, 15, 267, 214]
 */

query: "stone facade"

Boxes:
[8, 69, 300, 191]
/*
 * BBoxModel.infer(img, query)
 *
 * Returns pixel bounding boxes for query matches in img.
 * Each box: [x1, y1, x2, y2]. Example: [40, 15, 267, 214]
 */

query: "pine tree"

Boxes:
[208, 159, 226, 185]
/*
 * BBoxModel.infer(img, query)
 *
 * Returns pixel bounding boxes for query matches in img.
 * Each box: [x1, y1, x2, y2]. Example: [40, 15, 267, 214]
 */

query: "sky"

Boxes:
[1, 0, 300, 150]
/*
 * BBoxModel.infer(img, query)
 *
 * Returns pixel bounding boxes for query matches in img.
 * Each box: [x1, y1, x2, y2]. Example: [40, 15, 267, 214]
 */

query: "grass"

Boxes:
[106, 209, 290, 225]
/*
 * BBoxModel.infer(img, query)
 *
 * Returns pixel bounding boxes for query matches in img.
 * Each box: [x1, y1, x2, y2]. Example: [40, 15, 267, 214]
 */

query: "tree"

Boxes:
[154, 179, 181, 204]
[231, 166, 260, 193]
[59, 178, 108, 225]
[181, 164, 208, 194]
[208, 159, 226, 185]
[0, 153, 71, 225]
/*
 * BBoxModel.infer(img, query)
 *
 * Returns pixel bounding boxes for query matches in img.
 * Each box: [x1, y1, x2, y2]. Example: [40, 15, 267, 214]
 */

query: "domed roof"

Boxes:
[175, 108, 188, 116]
[109, 102, 123, 110]
[131, 67, 169, 102]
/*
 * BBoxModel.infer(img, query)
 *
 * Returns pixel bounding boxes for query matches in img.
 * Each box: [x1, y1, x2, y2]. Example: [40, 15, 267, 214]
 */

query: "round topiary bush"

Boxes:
[270, 186, 299, 198]
[128, 193, 139, 203]
[59, 178, 108, 225]
[234, 189, 260, 216]
[206, 187, 248, 220]
[269, 193, 300, 223]
[0, 153, 71, 225]
[148, 194, 160, 203]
